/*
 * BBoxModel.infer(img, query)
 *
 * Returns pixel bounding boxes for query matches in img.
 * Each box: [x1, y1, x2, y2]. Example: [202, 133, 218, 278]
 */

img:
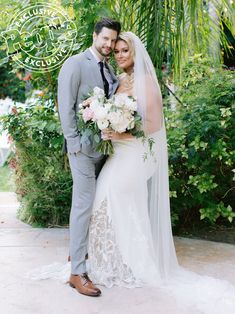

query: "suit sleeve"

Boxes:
[58, 57, 81, 154]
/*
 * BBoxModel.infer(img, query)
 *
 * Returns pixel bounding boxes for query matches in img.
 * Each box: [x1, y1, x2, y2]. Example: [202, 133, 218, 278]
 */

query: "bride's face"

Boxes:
[114, 40, 134, 71]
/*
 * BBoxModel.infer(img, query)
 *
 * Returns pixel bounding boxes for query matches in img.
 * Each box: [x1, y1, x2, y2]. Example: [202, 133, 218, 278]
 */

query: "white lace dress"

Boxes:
[88, 137, 159, 288]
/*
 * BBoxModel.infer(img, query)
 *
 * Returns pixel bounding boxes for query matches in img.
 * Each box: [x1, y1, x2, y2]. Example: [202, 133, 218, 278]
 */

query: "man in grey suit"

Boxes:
[58, 18, 121, 297]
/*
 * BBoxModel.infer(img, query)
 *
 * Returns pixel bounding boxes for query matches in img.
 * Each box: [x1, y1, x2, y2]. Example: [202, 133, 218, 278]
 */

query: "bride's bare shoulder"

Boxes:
[118, 73, 126, 80]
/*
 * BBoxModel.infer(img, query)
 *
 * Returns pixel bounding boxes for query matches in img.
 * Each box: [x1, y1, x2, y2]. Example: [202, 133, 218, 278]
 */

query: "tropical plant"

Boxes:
[166, 56, 235, 227]
[104, 0, 234, 78]
[1, 0, 234, 95]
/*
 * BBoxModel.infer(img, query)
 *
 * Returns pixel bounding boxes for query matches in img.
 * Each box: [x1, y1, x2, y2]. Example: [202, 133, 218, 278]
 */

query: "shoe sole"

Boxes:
[68, 282, 101, 297]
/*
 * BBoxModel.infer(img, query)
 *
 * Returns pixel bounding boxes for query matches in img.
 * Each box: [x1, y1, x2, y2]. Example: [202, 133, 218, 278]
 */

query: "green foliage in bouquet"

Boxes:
[0, 96, 72, 226]
[166, 56, 235, 227]
[78, 91, 145, 156]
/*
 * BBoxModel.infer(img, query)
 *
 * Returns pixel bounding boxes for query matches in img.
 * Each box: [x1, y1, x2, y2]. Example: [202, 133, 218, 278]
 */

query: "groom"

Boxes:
[57, 18, 121, 296]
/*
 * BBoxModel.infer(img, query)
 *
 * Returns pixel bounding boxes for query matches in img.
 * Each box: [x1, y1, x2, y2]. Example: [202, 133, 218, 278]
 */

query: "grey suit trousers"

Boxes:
[68, 152, 105, 275]
[58, 49, 118, 275]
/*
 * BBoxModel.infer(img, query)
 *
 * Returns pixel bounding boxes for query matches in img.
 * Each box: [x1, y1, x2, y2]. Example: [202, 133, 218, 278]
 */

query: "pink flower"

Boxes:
[11, 107, 18, 115]
[7, 135, 12, 143]
[82, 107, 94, 122]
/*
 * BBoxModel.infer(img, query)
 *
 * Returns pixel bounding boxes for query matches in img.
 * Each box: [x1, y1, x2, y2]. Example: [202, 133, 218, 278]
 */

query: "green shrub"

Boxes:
[0, 51, 26, 103]
[0, 95, 72, 226]
[1, 53, 234, 229]
[166, 57, 235, 227]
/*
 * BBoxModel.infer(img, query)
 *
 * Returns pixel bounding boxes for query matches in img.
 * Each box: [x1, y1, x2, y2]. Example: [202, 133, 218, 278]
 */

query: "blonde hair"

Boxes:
[116, 32, 135, 58]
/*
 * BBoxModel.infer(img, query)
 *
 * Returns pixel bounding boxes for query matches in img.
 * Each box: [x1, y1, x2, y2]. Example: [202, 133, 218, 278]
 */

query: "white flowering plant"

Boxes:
[77, 87, 145, 155]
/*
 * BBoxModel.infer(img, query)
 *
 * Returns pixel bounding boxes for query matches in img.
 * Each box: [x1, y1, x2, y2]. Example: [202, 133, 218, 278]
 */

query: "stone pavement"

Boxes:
[0, 192, 235, 314]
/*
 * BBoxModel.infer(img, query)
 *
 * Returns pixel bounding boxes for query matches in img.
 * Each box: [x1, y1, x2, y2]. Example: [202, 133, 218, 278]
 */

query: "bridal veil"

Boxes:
[122, 31, 179, 278]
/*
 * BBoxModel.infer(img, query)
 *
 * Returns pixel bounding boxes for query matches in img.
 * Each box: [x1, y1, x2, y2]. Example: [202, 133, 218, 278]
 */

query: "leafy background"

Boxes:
[0, 0, 234, 241]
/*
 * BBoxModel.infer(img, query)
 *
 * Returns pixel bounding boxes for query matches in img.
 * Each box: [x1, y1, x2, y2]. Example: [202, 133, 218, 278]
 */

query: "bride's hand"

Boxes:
[101, 129, 133, 140]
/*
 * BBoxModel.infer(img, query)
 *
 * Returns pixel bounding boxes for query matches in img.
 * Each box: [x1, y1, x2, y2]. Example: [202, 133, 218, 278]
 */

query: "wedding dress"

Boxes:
[27, 32, 235, 313]
[87, 132, 235, 314]
[88, 133, 162, 288]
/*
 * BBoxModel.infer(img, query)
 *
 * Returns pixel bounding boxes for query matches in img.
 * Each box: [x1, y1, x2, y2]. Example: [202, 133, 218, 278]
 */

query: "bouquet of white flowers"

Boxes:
[78, 87, 145, 155]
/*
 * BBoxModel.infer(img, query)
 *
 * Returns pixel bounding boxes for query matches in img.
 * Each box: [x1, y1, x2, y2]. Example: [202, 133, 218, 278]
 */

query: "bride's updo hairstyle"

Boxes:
[116, 32, 135, 59]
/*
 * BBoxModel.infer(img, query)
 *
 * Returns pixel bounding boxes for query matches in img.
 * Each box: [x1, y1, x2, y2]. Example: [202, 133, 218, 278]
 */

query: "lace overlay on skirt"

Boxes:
[88, 198, 142, 288]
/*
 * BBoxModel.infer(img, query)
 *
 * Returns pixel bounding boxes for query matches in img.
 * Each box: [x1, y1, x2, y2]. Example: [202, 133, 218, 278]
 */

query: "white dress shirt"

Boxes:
[89, 47, 114, 97]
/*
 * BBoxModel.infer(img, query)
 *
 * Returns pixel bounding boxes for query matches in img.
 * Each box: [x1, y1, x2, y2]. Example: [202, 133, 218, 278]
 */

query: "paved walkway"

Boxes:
[0, 192, 235, 314]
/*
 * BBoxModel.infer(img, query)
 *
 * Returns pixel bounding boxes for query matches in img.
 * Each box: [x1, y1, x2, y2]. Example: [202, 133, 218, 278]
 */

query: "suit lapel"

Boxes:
[84, 49, 103, 88]
[105, 62, 119, 96]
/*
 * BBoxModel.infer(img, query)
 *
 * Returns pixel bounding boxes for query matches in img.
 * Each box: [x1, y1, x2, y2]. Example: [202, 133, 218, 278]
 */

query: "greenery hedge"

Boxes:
[1, 95, 72, 226]
[166, 56, 235, 227]
[1, 59, 234, 228]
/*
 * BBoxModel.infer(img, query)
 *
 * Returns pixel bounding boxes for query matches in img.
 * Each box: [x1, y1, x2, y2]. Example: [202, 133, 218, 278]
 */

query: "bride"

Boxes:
[87, 32, 235, 312]
[88, 31, 178, 287]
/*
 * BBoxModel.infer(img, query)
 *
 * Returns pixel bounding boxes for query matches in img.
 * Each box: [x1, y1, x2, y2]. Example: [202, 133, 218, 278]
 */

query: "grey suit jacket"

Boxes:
[58, 49, 119, 157]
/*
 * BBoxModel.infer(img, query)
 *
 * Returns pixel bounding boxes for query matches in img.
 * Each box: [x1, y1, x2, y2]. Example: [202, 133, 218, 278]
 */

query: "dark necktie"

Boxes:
[98, 61, 109, 98]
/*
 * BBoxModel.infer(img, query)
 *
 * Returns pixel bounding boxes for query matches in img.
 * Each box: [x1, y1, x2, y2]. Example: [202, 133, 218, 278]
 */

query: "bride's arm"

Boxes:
[142, 76, 163, 134]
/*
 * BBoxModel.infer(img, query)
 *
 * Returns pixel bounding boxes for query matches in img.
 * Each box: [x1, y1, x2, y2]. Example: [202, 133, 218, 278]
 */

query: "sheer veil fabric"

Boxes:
[126, 32, 235, 313]
[129, 31, 178, 278]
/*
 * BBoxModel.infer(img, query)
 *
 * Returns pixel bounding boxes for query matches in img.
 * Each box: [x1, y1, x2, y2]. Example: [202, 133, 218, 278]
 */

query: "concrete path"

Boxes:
[0, 192, 235, 314]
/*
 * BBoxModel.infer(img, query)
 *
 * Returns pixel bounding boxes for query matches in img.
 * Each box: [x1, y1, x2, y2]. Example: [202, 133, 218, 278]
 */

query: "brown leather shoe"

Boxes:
[68, 254, 88, 262]
[68, 273, 101, 297]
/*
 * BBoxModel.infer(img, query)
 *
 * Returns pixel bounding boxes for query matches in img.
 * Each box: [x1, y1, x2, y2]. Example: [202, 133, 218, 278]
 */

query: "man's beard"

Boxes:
[96, 45, 111, 57]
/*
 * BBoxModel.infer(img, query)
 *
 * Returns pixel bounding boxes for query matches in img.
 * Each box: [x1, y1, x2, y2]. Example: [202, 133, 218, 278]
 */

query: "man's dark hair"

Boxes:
[94, 17, 121, 35]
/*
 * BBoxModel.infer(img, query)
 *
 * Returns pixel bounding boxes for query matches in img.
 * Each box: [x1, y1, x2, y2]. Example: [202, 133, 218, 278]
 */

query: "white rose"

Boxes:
[93, 106, 108, 120]
[90, 99, 102, 112]
[97, 119, 109, 130]
[108, 110, 122, 124]
[109, 112, 130, 133]
[104, 101, 112, 111]
[93, 87, 105, 97]
[113, 94, 127, 108]
[125, 97, 137, 111]
[123, 110, 133, 119]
